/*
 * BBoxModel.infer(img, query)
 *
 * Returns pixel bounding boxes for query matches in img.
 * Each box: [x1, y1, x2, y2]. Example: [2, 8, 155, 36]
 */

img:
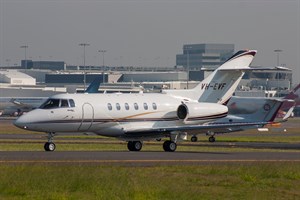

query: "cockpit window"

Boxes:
[40, 98, 75, 109]
[69, 99, 75, 107]
[61, 99, 69, 108]
[40, 99, 60, 109]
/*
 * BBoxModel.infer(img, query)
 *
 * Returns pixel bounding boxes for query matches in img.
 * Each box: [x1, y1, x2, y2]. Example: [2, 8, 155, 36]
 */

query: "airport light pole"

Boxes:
[20, 45, 28, 71]
[184, 46, 192, 89]
[79, 43, 90, 90]
[274, 49, 283, 97]
[187, 51, 189, 89]
[98, 50, 106, 83]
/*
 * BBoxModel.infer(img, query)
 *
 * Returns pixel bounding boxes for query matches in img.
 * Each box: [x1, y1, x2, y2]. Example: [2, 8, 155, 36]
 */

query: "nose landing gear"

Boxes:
[44, 132, 56, 152]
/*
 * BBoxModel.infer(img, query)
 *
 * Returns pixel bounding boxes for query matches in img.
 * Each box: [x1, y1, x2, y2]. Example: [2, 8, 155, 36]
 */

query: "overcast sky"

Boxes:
[0, 0, 299, 84]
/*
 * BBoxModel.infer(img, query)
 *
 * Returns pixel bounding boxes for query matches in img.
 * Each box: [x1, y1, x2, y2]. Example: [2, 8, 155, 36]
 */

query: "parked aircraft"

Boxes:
[277, 83, 300, 117]
[190, 96, 294, 142]
[0, 97, 45, 116]
[15, 50, 269, 152]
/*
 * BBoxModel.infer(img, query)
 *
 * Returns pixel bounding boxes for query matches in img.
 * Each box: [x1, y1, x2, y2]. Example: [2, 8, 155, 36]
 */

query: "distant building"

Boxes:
[21, 60, 66, 70]
[176, 43, 234, 70]
[120, 72, 187, 82]
[0, 70, 36, 85]
[45, 72, 108, 85]
[245, 69, 292, 91]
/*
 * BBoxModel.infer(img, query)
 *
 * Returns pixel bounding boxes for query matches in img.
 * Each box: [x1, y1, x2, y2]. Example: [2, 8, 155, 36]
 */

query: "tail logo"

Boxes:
[263, 103, 271, 111]
[201, 83, 226, 90]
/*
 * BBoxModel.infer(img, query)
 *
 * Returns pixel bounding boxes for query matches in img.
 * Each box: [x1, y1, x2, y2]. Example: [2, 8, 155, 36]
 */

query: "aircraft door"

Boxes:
[78, 103, 94, 131]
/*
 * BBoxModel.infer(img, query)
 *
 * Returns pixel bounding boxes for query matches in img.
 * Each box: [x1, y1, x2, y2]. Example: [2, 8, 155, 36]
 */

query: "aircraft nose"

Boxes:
[14, 114, 30, 130]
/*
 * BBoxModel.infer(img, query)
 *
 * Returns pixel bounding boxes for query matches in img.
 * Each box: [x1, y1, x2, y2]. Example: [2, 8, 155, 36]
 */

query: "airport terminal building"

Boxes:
[1, 43, 295, 96]
[176, 43, 235, 70]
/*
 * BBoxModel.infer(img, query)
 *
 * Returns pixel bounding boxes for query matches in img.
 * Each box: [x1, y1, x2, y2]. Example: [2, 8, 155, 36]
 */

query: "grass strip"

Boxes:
[0, 163, 300, 199]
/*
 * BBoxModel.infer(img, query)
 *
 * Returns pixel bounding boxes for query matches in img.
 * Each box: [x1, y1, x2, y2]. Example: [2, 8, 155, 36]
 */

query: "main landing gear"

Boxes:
[44, 132, 56, 151]
[127, 141, 143, 151]
[162, 133, 179, 152]
[190, 135, 216, 142]
[208, 136, 216, 143]
[127, 139, 178, 152]
[191, 135, 198, 142]
[163, 140, 177, 152]
[206, 131, 216, 143]
[190, 134, 217, 143]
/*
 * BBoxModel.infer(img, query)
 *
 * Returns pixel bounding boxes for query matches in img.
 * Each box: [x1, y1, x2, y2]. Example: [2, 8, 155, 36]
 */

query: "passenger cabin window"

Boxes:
[134, 103, 139, 110]
[107, 103, 112, 111]
[143, 103, 148, 110]
[116, 103, 121, 110]
[152, 103, 157, 110]
[125, 103, 129, 110]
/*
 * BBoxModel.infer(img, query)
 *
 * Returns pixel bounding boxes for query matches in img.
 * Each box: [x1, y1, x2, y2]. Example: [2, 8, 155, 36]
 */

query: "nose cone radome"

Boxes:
[14, 114, 30, 130]
[13, 110, 41, 130]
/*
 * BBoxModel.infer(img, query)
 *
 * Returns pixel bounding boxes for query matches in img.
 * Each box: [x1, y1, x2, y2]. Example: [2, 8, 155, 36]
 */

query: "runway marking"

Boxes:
[1, 159, 300, 163]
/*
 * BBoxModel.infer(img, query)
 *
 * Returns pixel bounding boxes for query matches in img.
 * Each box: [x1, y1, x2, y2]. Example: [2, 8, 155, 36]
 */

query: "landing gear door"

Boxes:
[78, 103, 94, 131]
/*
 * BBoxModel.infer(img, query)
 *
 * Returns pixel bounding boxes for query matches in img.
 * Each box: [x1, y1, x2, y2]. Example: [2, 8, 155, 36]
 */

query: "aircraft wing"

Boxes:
[9, 98, 44, 110]
[124, 121, 271, 136]
[9, 98, 32, 108]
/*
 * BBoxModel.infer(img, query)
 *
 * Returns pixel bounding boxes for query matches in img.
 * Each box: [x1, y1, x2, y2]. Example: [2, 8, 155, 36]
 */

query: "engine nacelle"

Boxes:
[177, 102, 228, 124]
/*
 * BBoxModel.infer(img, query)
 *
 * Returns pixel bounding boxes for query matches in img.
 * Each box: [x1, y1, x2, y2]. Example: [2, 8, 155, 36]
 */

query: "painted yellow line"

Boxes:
[1, 159, 300, 163]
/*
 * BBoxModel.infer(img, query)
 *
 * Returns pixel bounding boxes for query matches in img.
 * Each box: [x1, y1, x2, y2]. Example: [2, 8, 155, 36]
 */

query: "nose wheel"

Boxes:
[44, 132, 56, 152]
[44, 142, 56, 151]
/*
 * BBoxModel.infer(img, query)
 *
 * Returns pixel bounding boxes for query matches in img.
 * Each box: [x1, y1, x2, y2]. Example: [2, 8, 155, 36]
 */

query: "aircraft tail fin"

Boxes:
[85, 76, 102, 93]
[279, 83, 300, 111]
[194, 50, 257, 104]
[218, 50, 257, 70]
[163, 50, 257, 104]
[284, 83, 300, 100]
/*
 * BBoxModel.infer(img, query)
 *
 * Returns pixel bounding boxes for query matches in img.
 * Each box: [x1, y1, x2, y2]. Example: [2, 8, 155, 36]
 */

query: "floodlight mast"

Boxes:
[79, 43, 90, 90]
[98, 50, 107, 83]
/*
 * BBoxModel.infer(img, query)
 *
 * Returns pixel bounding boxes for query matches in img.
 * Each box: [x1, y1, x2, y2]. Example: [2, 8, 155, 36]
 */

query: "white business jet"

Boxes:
[15, 50, 265, 152]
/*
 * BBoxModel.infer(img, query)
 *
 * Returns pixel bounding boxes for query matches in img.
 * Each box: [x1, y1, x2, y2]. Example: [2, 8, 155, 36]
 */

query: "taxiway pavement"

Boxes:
[1, 151, 300, 166]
